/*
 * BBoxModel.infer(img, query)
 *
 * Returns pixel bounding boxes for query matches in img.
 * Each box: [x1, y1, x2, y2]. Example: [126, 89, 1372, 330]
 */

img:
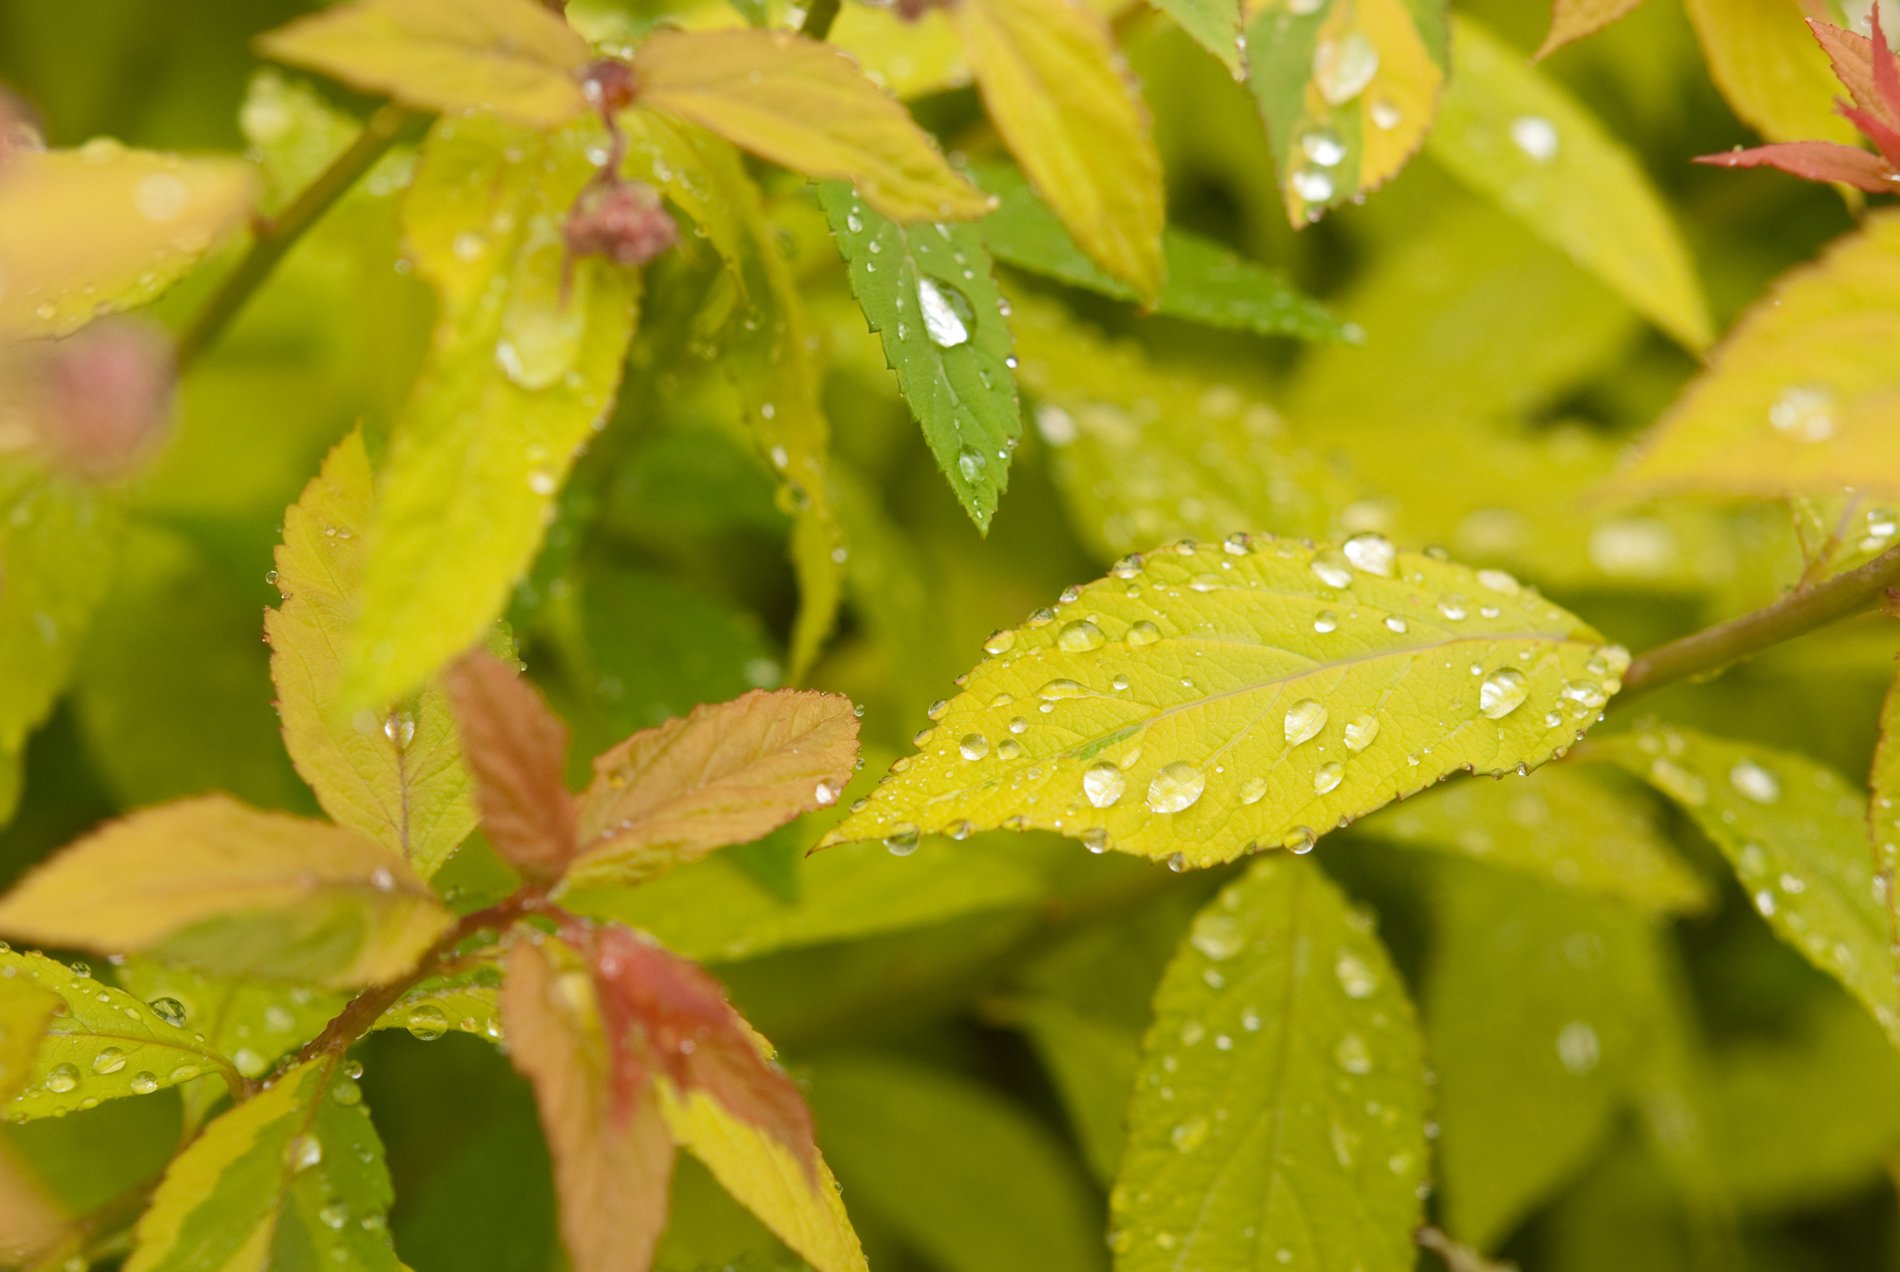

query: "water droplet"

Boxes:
[1729, 760, 1780, 804]
[405, 1005, 448, 1041]
[984, 629, 1015, 656]
[884, 824, 921, 856]
[91, 1048, 126, 1076]
[1166, 851, 1189, 873]
[1314, 33, 1379, 104]
[998, 739, 1023, 760]
[1335, 951, 1376, 998]
[289, 1135, 323, 1171]
[1311, 548, 1353, 589]
[1084, 761, 1126, 808]
[1038, 678, 1087, 701]
[1369, 98, 1402, 130]
[149, 997, 187, 1027]
[1342, 533, 1396, 577]
[1127, 620, 1162, 646]
[1300, 128, 1348, 167]
[1148, 763, 1206, 814]
[814, 779, 839, 806]
[132, 171, 189, 222]
[1334, 1033, 1372, 1074]
[1082, 827, 1109, 854]
[1313, 609, 1338, 633]
[1343, 716, 1380, 752]
[1768, 384, 1836, 442]
[383, 712, 415, 751]
[43, 1064, 79, 1094]
[1238, 776, 1268, 805]
[1171, 1115, 1209, 1152]
[1556, 1020, 1600, 1074]
[1313, 762, 1345, 795]
[1478, 669, 1528, 719]
[1283, 825, 1317, 854]
[959, 734, 990, 761]
[130, 1071, 158, 1095]
[1285, 699, 1328, 746]
[1291, 167, 1334, 203]
[1509, 115, 1560, 162]
[1192, 914, 1246, 961]
[1058, 619, 1105, 652]
[917, 276, 974, 348]
[1437, 594, 1468, 621]
[321, 1202, 350, 1230]
[1383, 615, 1408, 634]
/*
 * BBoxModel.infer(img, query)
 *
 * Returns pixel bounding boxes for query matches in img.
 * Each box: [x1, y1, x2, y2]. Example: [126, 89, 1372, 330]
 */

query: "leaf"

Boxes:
[821, 533, 1625, 868]
[566, 690, 858, 890]
[1809, 11, 1900, 137]
[1111, 855, 1427, 1269]
[1684, 0, 1862, 149]
[1874, 659, 1900, 941]
[501, 938, 674, 1272]
[1360, 763, 1709, 914]
[1595, 723, 1900, 1050]
[972, 163, 1345, 342]
[348, 116, 639, 707]
[255, 0, 591, 127]
[1151, 0, 1245, 73]
[951, 0, 1165, 300]
[1425, 860, 1679, 1250]
[0, 952, 245, 1121]
[1538, 0, 1646, 58]
[444, 652, 577, 882]
[1425, 15, 1712, 350]
[0, 796, 454, 990]
[0, 458, 123, 825]
[125, 1056, 400, 1272]
[657, 1080, 867, 1272]
[113, 961, 344, 1101]
[0, 144, 258, 339]
[268, 430, 478, 880]
[1610, 211, 1900, 501]
[818, 182, 1021, 532]
[374, 962, 502, 1043]
[1244, 0, 1449, 226]
[1009, 293, 1343, 561]
[1696, 138, 1899, 191]
[628, 29, 988, 224]
[805, 1054, 1104, 1272]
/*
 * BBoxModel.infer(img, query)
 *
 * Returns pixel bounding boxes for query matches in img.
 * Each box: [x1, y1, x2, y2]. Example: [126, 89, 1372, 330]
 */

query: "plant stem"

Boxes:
[1617, 542, 1900, 704]
[173, 103, 414, 372]
[800, 0, 842, 40]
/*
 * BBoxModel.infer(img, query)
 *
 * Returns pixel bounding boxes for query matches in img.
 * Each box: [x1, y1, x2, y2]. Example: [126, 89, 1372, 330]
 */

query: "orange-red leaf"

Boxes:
[444, 651, 575, 881]
[503, 938, 673, 1272]
[1695, 139, 1899, 191]
[1809, 11, 1900, 134]
[565, 690, 859, 889]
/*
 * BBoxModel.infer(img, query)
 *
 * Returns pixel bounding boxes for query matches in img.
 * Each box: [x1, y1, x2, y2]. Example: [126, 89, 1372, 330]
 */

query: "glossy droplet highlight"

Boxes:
[1127, 620, 1162, 646]
[1314, 34, 1379, 105]
[1083, 760, 1127, 809]
[1238, 776, 1268, 805]
[1729, 759, 1780, 804]
[1478, 669, 1528, 719]
[917, 276, 974, 348]
[1313, 762, 1345, 795]
[148, 997, 187, 1027]
[91, 1047, 126, 1075]
[44, 1064, 79, 1094]
[958, 733, 989, 761]
[1285, 699, 1327, 746]
[405, 1005, 448, 1041]
[1768, 384, 1836, 442]
[1310, 549, 1353, 589]
[1509, 115, 1559, 162]
[1147, 763, 1206, 814]
[1343, 715, 1379, 753]
[1058, 619, 1105, 652]
[884, 824, 921, 856]
[1342, 533, 1396, 577]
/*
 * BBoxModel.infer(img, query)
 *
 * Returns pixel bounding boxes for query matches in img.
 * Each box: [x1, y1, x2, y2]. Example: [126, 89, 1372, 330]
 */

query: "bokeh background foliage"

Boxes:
[5, 0, 1900, 1268]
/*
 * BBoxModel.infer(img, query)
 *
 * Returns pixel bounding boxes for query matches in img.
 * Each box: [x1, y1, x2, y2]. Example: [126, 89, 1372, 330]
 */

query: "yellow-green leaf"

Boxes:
[1872, 661, 1900, 956]
[629, 28, 988, 224]
[658, 1083, 867, 1272]
[375, 963, 501, 1043]
[126, 1056, 400, 1272]
[1112, 855, 1427, 1269]
[0, 952, 246, 1121]
[1684, 0, 1860, 147]
[0, 796, 454, 990]
[269, 431, 478, 879]
[1153, 0, 1245, 74]
[566, 690, 859, 891]
[1611, 212, 1900, 501]
[0, 144, 258, 340]
[348, 116, 638, 706]
[1426, 15, 1712, 350]
[256, 0, 591, 127]
[953, 0, 1165, 300]
[1245, 0, 1449, 226]
[822, 534, 1624, 868]
[1596, 723, 1900, 1050]
[1538, 0, 1647, 58]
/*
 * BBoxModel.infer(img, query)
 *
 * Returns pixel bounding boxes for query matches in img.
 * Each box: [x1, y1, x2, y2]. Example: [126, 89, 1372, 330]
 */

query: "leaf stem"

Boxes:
[799, 0, 842, 40]
[173, 103, 414, 372]
[1618, 542, 1900, 704]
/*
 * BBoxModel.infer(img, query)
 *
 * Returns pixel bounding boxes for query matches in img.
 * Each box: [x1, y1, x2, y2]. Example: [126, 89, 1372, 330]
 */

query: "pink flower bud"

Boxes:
[564, 180, 677, 268]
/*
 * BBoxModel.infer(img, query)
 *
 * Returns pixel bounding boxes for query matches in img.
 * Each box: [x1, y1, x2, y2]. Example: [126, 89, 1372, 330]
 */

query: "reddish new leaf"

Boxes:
[567, 690, 859, 888]
[502, 938, 674, 1272]
[1695, 139, 1898, 191]
[590, 926, 817, 1178]
[444, 652, 576, 882]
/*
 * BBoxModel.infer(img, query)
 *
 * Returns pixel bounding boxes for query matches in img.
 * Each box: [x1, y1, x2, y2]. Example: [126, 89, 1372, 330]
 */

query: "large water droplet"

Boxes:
[91, 1047, 126, 1075]
[405, 1004, 448, 1041]
[1058, 619, 1105, 652]
[1084, 761, 1125, 808]
[884, 824, 921, 856]
[1729, 759, 1780, 804]
[1313, 762, 1345, 795]
[1148, 763, 1206, 814]
[1285, 699, 1328, 746]
[1768, 384, 1836, 442]
[959, 734, 989, 761]
[1478, 669, 1528, 719]
[1238, 776, 1268, 805]
[1299, 128, 1347, 167]
[1343, 715, 1380, 753]
[1342, 533, 1396, 577]
[1334, 951, 1376, 999]
[1314, 34, 1379, 105]
[917, 276, 974, 348]
[1291, 167, 1334, 203]
[1509, 115, 1559, 162]
[955, 444, 987, 483]
[44, 1063, 79, 1094]
[130, 1071, 159, 1095]
[149, 997, 187, 1027]
[1311, 548, 1353, 589]
[1127, 620, 1161, 646]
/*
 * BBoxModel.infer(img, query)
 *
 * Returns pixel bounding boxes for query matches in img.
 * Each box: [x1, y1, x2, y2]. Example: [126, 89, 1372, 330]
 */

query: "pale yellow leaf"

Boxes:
[0, 796, 453, 989]
[1538, 0, 1647, 58]
[953, 0, 1165, 299]
[630, 28, 989, 224]
[1684, 0, 1860, 146]
[256, 0, 591, 127]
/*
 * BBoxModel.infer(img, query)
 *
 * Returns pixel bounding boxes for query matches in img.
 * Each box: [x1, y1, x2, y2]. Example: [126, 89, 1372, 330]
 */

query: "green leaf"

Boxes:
[1539, 0, 1647, 57]
[1360, 763, 1709, 914]
[1425, 15, 1712, 350]
[348, 116, 639, 706]
[1111, 856, 1427, 1269]
[818, 181, 1021, 532]
[1595, 723, 1900, 1050]
[1010, 293, 1344, 561]
[1425, 860, 1679, 1249]
[973, 164, 1344, 342]
[1150, 0, 1244, 73]
[0, 951, 243, 1121]
[374, 963, 501, 1043]
[126, 1056, 399, 1272]
[0, 458, 123, 826]
[822, 533, 1625, 868]
[1008, 998, 1142, 1184]
[1612, 212, 1900, 502]
[806, 1053, 1105, 1272]
[114, 961, 345, 1099]
[1245, 0, 1449, 225]
[270, 432, 478, 879]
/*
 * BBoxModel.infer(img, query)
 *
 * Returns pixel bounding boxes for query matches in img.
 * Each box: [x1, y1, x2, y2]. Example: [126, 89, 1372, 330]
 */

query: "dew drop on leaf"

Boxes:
[916, 275, 974, 348]
[1127, 620, 1162, 646]
[1084, 761, 1126, 808]
[1478, 669, 1528, 719]
[1148, 763, 1206, 814]
[884, 824, 921, 856]
[1057, 619, 1105, 652]
[404, 1004, 448, 1041]
[958, 733, 989, 761]
[1285, 699, 1328, 746]
[1343, 715, 1380, 753]
[1729, 759, 1780, 804]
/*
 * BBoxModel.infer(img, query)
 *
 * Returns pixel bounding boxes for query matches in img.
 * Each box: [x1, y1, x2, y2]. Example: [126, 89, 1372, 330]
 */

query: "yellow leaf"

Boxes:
[1611, 212, 1900, 500]
[0, 796, 453, 989]
[566, 690, 860, 890]
[658, 1082, 867, 1272]
[822, 534, 1623, 868]
[630, 28, 989, 224]
[0, 145, 257, 340]
[1244, 0, 1448, 227]
[1538, 0, 1647, 58]
[1427, 15, 1713, 350]
[268, 431, 479, 879]
[256, 0, 591, 127]
[952, 0, 1165, 299]
[1684, 0, 1860, 147]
